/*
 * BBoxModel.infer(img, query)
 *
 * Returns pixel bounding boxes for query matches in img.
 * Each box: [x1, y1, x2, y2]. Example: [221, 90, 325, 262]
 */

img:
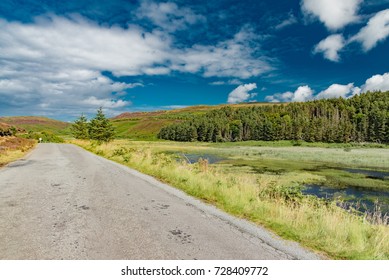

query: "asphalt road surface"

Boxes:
[0, 144, 319, 260]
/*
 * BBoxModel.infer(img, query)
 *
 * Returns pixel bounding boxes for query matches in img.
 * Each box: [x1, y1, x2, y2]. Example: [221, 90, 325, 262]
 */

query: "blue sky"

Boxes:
[0, 0, 388, 120]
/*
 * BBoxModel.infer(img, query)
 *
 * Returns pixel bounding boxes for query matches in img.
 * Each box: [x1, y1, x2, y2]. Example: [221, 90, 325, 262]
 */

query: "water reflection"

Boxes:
[342, 168, 389, 180]
[180, 153, 225, 164]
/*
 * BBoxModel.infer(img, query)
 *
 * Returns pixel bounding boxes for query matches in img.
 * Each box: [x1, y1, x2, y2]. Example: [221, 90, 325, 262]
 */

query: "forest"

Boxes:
[158, 91, 389, 143]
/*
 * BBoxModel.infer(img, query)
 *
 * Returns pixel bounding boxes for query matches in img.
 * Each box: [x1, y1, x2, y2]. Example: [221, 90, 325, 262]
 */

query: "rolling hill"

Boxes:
[0, 116, 71, 135]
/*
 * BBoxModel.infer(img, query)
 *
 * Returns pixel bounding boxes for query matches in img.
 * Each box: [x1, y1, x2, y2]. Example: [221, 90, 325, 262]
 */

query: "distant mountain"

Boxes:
[0, 116, 70, 135]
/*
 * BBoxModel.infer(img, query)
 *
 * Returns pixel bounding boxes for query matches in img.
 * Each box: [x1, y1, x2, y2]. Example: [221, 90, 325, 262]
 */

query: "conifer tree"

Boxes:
[88, 107, 115, 143]
[71, 114, 89, 139]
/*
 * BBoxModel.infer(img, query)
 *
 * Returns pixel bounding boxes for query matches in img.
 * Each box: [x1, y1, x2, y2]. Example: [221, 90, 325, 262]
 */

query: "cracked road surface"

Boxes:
[0, 144, 319, 259]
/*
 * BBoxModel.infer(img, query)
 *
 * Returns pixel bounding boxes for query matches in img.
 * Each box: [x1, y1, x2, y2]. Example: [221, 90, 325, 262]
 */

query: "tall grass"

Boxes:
[72, 139, 389, 259]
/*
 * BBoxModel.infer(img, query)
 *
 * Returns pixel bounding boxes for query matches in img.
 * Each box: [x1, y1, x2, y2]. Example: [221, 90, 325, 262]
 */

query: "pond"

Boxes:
[302, 184, 389, 220]
[179, 153, 225, 164]
[341, 168, 389, 180]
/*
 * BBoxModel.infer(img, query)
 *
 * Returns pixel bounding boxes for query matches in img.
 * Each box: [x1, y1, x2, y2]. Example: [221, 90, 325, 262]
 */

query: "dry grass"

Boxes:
[0, 137, 36, 166]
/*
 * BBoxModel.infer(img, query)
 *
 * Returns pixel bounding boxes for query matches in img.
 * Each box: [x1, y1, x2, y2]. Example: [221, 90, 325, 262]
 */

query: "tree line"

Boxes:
[158, 91, 389, 143]
[71, 107, 115, 143]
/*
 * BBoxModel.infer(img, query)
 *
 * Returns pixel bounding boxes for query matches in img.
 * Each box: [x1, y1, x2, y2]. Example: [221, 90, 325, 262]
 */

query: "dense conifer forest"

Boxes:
[158, 91, 389, 143]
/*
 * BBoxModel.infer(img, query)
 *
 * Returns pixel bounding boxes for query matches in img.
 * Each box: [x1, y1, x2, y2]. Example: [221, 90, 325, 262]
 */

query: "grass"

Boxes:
[112, 118, 177, 140]
[71, 139, 389, 259]
[0, 136, 36, 167]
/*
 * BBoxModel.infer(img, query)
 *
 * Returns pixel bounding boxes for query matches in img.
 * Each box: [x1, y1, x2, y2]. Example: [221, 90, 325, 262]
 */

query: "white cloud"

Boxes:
[0, 15, 272, 118]
[210, 79, 241, 86]
[136, 0, 205, 32]
[349, 9, 389, 51]
[316, 83, 360, 99]
[292, 85, 315, 102]
[0, 15, 172, 77]
[362, 72, 389, 92]
[0, 70, 136, 117]
[313, 34, 345, 62]
[265, 85, 314, 102]
[301, 0, 362, 30]
[82, 96, 130, 109]
[265, 72, 389, 104]
[265, 91, 293, 103]
[0, 16, 270, 79]
[227, 83, 257, 104]
[275, 12, 298, 30]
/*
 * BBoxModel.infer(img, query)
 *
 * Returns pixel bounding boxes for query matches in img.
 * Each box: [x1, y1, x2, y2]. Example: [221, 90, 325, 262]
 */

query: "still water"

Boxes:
[303, 183, 389, 218]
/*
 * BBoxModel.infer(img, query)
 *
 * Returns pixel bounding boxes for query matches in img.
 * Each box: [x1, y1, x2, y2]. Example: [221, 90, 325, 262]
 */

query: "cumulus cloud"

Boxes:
[313, 9, 389, 61]
[227, 83, 257, 104]
[316, 83, 360, 99]
[313, 34, 345, 62]
[290, 85, 314, 102]
[0, 15, 272, 118]
[265, 91, 293, 103]
[265, 72, 389, 104]
[362, 72, 389, 92]
[349, 9, 389, 51]
[265, 85, 314, 102]
[301, 0, 362, 30]
[136, 0, 205, 32]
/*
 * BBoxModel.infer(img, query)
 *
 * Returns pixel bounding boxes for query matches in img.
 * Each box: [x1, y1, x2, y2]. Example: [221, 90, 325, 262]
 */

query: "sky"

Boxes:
[0, 0, 388, 121]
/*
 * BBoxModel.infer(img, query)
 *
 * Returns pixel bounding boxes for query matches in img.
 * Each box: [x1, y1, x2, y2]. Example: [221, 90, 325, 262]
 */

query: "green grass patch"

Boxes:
[112, 118, 177, 140]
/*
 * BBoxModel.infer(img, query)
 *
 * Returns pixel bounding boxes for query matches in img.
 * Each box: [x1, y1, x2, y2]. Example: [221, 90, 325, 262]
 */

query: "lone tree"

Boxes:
[88, 107, 115, 143]
[71, 114, 89, 139]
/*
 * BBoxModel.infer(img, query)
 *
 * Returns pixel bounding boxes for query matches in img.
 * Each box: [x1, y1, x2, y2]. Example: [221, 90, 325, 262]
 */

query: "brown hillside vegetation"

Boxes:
[113, 102, 279, 120]
[0, 116, 68, 128]
[0, 116, 70, 137]
[112, 111, 166, 119]
[0, 122, 11, 129]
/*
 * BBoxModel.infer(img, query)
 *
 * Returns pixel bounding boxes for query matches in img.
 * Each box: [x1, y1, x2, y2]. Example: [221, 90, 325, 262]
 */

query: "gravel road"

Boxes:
[0, 144, 319, 260]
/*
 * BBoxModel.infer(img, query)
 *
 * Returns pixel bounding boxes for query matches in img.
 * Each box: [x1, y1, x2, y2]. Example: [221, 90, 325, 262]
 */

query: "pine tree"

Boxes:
[71, 114, 89, 139]
[88, 107, 115, 143]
